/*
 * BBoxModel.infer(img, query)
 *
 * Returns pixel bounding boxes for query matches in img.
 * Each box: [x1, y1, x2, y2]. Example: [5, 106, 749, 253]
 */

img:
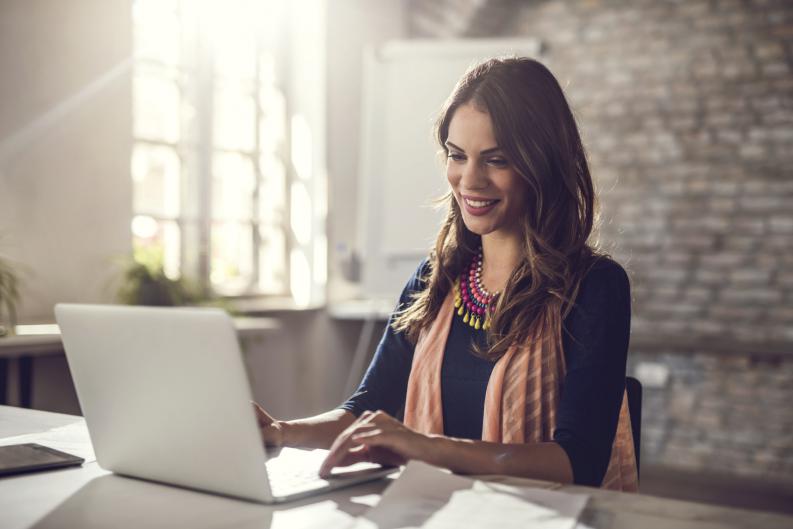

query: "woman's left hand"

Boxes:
[318, 410, 430, 478]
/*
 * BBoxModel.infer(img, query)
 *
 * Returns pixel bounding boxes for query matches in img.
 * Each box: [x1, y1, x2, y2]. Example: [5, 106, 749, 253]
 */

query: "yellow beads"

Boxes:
[453, 274, 493, 332]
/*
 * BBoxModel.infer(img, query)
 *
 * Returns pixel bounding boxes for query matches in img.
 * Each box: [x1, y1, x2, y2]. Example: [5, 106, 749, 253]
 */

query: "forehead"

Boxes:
[447, 103, 497, 146]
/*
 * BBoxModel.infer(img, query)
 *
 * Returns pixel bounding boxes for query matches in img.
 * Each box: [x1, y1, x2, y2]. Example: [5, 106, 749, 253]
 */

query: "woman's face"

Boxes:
[445, 103, 528, 239]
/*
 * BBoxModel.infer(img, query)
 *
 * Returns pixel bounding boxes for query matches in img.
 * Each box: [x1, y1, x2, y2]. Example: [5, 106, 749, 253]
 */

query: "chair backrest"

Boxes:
[625, 376, 642, 478]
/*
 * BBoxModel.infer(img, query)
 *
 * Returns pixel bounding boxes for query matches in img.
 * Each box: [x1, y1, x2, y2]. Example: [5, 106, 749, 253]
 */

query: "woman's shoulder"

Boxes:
[574, 256, 630, 307]
[584, 256, 629, 286]
[400, 257, 432, 300]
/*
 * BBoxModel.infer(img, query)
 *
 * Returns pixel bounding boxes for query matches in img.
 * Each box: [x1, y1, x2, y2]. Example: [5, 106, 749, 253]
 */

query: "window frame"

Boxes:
[130, 0, 326, 305]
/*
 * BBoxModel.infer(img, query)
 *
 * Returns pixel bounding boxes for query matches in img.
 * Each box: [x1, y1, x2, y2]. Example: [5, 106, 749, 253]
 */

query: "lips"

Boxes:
[461, 195, 500, 216]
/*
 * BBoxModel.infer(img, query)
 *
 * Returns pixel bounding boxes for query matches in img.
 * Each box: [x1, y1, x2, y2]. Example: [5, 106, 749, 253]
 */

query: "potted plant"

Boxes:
[115, 245, 234, 313]
[116, 245, 202, 307]
[0, 255, 20, 337]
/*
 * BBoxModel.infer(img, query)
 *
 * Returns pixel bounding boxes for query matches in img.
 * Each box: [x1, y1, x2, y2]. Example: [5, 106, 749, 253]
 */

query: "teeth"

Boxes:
[465, 198, 496, 208]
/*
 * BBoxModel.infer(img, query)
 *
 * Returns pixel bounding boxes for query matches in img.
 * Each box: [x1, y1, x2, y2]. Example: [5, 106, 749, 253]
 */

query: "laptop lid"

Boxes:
[55, 303, 274, 503]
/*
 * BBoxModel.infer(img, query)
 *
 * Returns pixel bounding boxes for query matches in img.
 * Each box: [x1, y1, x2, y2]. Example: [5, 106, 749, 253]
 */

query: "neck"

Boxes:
[480, 231, 522, 291]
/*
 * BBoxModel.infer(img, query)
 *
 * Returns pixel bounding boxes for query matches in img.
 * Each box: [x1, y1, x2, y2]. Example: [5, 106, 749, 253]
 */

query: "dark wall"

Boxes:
[409, 0, 793, 484]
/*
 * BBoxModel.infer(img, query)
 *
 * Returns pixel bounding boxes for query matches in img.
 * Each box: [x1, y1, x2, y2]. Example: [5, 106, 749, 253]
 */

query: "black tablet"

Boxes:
[0, 443, 85, 477]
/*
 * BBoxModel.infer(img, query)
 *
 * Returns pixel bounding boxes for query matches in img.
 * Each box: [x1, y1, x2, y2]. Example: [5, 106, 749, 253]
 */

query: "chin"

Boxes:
[462, 219, 497, 236]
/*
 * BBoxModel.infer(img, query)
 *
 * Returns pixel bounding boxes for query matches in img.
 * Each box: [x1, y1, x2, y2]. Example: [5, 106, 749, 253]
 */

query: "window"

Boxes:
[131, 0, 325, 304]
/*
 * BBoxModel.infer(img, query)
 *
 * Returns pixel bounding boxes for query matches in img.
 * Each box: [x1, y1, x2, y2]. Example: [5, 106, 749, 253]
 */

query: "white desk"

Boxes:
[2, 406, 793, 529]
[0, 318, 280, 408]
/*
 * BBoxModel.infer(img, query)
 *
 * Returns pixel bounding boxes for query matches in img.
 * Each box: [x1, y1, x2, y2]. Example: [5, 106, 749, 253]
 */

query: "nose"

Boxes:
[459, 159, 487, 190]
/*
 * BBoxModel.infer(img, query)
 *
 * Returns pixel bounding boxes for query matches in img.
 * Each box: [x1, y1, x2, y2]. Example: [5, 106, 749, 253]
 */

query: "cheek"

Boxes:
[446, 164, 460, 189]
[500, 173, 529, 212]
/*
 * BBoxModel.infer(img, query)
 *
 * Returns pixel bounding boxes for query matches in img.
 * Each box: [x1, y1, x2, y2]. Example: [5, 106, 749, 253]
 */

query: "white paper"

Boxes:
[351, 461, 588, 529]
[0, 419, 96, 463]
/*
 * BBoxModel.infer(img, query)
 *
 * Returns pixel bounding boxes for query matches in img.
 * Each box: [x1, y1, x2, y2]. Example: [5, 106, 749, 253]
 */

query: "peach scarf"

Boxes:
[403, 291, 639, 492]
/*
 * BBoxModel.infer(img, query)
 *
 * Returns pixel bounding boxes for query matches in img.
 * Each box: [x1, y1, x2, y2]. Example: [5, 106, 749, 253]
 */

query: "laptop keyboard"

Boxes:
[264, 447, 389, 497]
[266, 462, 328, 491]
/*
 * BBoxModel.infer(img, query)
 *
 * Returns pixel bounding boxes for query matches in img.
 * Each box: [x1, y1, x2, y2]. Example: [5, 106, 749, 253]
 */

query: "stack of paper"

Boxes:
[351, 461, 589, 529]
[0, 420, 95, 463]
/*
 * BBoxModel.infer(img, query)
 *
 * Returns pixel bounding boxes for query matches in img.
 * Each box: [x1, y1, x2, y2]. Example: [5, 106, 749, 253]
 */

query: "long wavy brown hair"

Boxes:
[391, 57, 602, 360]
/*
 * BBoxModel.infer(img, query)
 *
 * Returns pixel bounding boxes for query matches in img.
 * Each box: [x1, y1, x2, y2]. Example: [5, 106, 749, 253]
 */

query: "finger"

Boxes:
[252, 401, 275, 426]
[351, 432, 408, 468]
[352, 428, 383, 442]
[321, 445, 372, 477]
[319, 423, 378, 477]
[352, 428, 404, 454]
[320, 434, 361, 476]
[352, 430, 399, 453]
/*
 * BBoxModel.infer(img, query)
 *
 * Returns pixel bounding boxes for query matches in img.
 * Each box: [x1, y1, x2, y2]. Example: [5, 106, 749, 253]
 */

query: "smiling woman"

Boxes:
[254, 57, 638, 492]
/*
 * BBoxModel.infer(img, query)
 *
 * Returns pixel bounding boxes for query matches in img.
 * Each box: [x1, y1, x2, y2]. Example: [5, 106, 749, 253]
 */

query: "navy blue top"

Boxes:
[340, 257, 631, 487]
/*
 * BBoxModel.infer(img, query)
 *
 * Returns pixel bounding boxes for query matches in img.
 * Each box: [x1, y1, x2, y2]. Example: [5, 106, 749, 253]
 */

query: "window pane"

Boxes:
[132, 0, 180, 66]
[259, 226, 285, 294]
[133, 70, 180, 142]
[211, 13, 256, 80]
[258, 2, 285, 53]
[259, 86, 286, 152]
[290, 248, 311, 307]
[180, 149, 202, 220]
[259, 155, 286, 225]
[214, 81, 256, 151]
[259, 50, 277, 85]
[212, 152, 255, 221]
[180, 84, 200, 147]
[161, 221, 182, 279]
[291, 114, 312, 181]
[131, 216, 181, 280]
[132, 143, 181, 217]
[291, 181, 312, 246]
[211, 221, 253, 294]
[179, 220, 201, 281]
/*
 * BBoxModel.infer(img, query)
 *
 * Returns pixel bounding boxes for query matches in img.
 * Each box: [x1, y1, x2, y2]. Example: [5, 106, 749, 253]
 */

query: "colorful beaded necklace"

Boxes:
[453, 247, 499, 331]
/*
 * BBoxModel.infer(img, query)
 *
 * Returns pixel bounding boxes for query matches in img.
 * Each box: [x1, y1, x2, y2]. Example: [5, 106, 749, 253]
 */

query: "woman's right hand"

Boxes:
[252, 401, 287, 448]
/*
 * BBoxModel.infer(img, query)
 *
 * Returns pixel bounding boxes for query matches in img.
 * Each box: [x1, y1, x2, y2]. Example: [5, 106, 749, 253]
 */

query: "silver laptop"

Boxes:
[54, 303, 394, 503]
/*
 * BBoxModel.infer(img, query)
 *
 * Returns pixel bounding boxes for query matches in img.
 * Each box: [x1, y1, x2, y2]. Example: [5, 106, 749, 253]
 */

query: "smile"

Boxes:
[464, 198, 498, 207]
[461, 196, 500, 216]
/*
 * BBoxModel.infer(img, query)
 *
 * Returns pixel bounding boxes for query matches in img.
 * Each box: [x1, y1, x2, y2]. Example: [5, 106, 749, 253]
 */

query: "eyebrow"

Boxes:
[445, 141, 503, 156]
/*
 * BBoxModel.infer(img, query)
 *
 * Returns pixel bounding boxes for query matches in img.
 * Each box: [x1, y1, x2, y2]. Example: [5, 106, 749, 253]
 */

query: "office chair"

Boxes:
[625, 376, 642, 479]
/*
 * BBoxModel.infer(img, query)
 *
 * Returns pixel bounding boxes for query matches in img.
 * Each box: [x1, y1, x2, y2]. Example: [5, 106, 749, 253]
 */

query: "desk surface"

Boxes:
[0, 317, 281, 358]
[2, 406, 793, 529]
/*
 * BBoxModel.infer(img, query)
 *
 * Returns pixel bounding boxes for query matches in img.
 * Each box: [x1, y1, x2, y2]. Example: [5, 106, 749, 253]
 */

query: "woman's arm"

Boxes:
[553, 259, 631, 485]
[423, 436, 574, 483]
[319, 410, 573, 483]
[254, 404, 356, 449]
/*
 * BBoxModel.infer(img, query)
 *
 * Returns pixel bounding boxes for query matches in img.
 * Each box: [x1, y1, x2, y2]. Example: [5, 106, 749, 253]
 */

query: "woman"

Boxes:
[255, 57, 638, 491]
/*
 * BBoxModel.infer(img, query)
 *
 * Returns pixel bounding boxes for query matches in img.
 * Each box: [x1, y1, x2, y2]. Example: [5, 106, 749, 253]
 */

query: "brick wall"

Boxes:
[408, 0, 793, 483]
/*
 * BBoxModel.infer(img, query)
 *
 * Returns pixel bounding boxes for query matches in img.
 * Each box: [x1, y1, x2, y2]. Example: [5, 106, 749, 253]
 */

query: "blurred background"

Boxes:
[1, 0, 792, 514]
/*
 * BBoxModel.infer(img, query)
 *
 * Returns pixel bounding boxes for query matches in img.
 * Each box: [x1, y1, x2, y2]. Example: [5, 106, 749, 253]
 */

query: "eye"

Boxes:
[447, 152, 466, 162]
[487, 157, 508, 168]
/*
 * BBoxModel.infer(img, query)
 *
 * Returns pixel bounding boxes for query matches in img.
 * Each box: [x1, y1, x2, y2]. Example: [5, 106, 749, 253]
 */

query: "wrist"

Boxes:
[279, 420, 297, 446]
[416, 433, 447, 465]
